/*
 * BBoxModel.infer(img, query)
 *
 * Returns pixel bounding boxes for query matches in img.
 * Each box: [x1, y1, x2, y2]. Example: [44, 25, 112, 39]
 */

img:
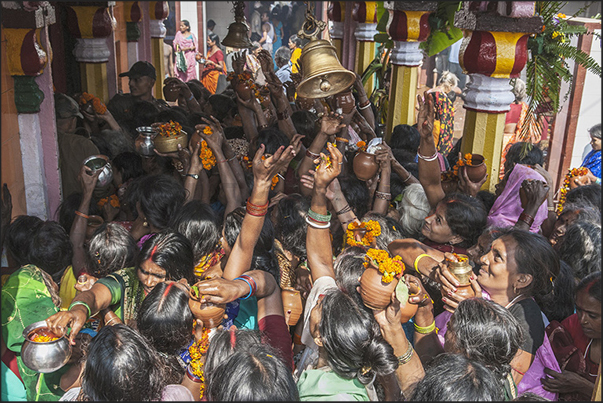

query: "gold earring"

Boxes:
[143, 218, 148, 227]
[513, 285, 518, 295]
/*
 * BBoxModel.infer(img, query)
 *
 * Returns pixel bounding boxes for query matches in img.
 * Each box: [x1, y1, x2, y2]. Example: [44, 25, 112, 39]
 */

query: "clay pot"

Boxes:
[441, 254, 475, 299]
[441, 179, 458, 194]
[359, 265, 399, 311]
[235, 81, 253, 101]
[461, 154, 487, 183]
[163, 82, 180, 102]
[86, 215, 104, 240]
[334, 90, 355, 114]
[398, 280, 420, 324]
[189, 284, 226, 328]
[353, 151, 379, 181]
[281, 287, 303, 326]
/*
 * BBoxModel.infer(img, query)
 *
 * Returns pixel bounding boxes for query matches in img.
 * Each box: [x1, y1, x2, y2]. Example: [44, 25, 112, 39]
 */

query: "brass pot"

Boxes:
[153, 131, 189, 153]
[443, 254, 475, 299]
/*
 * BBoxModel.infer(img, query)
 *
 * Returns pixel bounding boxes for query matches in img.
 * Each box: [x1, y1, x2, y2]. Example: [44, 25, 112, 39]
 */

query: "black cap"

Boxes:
[119, 61, 156, 80]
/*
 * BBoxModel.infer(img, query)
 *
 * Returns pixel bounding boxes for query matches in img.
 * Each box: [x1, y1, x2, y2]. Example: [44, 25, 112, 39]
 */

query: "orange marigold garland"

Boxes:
[97, 194, 120, 209]
[157, 120, 183, 138]
[188, 324, 210, 399]
[346, 220, 381, 247]
[199, 141, 216, 170]
[271, 175, 279, 190]
[356, 141, 367, 152]
[363, 248, 405, 283]
[556, 167, 589, 215]
[452, 153, 483, 177]
[79, 92, 107, 115]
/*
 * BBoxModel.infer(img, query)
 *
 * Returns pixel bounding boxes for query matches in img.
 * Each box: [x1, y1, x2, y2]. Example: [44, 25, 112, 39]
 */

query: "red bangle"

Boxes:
[186, 366, 202, 383]
[238, 274, 257, 297]
[75, 210, 89, 219]
[306, 149, 320, 160]
[246, 199, 269, 209]
[307, 216, 329, 225]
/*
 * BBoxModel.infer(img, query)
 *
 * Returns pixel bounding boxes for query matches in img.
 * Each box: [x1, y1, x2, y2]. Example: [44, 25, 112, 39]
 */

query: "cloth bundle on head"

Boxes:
[487, 164, 548, 233]
[54, 93, 83, 119]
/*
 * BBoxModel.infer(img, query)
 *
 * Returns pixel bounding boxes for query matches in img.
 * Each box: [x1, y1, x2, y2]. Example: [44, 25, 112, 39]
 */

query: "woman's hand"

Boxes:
[319, 111, 346, 137]
[372, 290, 403, 337]
[416, 93, 435, 140]
[77, 164, 101, 197]
[405, 274, 433, 307]
[457, 154, 488, 197]
[232, 51, 246, 75]
[541, 368, 594, 394]
[375, 144, 392, 173]
[289, 133, 305, 157]
[519, 178, 549, 211]
[256, 49, 274, 74]
[46, 310, 88, 345]
[236, 90, 262, 114]
[352, 109, 375, 137]
[194, 276, 248, 305]
[313, 142, 343, 191]
[252, 144, 296, 186]
[196, 116, 225, 152]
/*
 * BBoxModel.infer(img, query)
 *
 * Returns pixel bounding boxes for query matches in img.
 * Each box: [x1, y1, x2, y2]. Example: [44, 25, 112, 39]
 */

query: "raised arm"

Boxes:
[196, 116, 242, 218]
[416, 93, 445, 209]
[306, 142, 343, 281]
[222, 143, 296, 280]
[70, 165, 101, 277]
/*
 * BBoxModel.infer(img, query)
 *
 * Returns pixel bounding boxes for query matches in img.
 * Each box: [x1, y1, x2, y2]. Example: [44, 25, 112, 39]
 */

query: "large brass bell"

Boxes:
[296, 2, 355, 99]
[296, 39, 356, 99]
[221, 1, 253, 49]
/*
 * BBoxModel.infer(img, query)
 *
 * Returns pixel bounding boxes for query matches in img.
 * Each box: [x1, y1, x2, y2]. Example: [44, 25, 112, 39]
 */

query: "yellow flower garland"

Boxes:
[199, 140, 216, 171]
[188, 324, 210, 399]
[556, 167, 589, 215]
[363, 248, 405, 283]
[346, 220, 381, 247]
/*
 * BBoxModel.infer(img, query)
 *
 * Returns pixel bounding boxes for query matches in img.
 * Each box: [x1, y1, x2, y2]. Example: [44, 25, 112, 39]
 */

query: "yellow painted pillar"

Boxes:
[454, 2, 542, 190]
[386, 65, 417, 138]
[68, 5, 114, 103]
[148, 1, 169, 100]
[352, 1, 379, 95]
[461, 110, 506, 192]
[328, 2, 345, 60]
[81, 64, 109, 103]
[384, 6, 434, 138]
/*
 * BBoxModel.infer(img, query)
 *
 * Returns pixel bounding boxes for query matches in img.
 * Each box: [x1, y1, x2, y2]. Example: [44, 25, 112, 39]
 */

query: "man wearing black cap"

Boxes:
[119, 61, 169, 110]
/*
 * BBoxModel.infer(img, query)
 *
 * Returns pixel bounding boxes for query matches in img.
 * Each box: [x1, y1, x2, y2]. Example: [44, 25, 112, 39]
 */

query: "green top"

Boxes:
[96, 267, 144, 325]
[1, 264, 67, 401]
[234, 297, 258, 330]
[297, 368, 370, 401]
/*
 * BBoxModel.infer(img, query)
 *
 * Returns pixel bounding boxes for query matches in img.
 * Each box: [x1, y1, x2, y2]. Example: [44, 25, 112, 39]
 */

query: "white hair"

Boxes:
[396, 184, 431, 239]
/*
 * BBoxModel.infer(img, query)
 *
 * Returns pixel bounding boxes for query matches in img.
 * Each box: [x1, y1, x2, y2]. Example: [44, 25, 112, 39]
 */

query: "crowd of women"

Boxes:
[1, 44, 601, 401]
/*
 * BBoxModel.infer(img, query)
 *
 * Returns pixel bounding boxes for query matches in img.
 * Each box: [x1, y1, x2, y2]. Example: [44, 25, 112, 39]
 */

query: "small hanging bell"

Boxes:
[221, 1, 253, 49]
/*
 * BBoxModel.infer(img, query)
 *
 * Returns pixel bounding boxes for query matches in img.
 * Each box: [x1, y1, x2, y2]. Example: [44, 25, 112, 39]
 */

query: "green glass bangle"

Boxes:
[307, 208, 332, 223]
[69, 300, 92, 319]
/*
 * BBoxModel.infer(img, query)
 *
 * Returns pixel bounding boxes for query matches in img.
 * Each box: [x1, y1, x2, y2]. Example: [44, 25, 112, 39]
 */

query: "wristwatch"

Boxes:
[185, 173, 199, 180]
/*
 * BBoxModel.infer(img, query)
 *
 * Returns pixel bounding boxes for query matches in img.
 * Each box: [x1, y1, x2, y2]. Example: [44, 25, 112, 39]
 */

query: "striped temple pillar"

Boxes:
[2, 2, 61, 218]
[328, 1, 345, 60]
[148, 1, 168, 100]
[66, 4, 114, 103]
[454, 1, 543, 192]
[352, 1, 380, 95]
[124, 1, 142, 70]
[385, 3, 436, 138]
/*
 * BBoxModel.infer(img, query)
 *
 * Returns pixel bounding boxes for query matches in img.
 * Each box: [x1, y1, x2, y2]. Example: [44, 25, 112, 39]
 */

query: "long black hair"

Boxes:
[170, 200, 222, 264]
[138, 231, 195, 284]
[441, 192, 488, 248]
[80, 324, 167, 401]
[319, 289, 398, 384]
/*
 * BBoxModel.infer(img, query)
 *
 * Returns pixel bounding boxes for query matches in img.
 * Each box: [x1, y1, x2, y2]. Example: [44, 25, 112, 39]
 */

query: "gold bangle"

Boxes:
[414, 253, 431, 275]
[397, 341, 414, 365]
[414, 321, 436, 334]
